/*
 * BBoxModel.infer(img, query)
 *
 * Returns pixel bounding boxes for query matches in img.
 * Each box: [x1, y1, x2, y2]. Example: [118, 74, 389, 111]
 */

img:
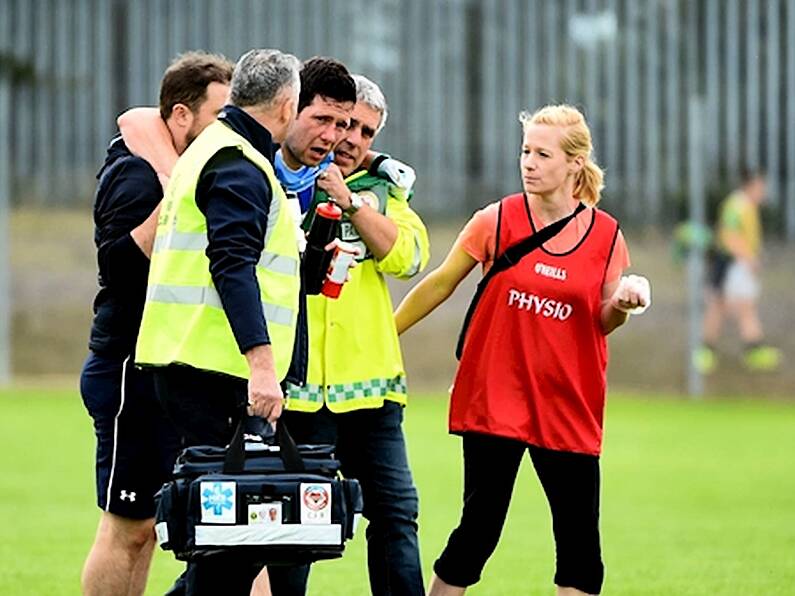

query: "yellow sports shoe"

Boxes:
[744, 345, 782, 372]
[692, 346, 718, 375]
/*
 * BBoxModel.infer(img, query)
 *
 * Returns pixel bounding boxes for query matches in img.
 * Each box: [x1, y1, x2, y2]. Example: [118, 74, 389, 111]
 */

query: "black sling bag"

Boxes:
[455, 198, 586, 359]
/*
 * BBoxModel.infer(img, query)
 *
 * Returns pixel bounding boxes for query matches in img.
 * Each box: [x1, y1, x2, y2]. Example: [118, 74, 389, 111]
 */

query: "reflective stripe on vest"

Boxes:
[286, 375, 407, 404]
[146, 284, 295, 326]
[152, 232, 299, 277]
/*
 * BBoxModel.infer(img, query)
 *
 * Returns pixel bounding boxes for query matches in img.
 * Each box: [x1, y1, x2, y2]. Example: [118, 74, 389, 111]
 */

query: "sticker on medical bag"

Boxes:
[200, 481, 236, 524]
[300, 483, 332, 524]
[248, 502, 282, 525]
[155, 521, 169, 545]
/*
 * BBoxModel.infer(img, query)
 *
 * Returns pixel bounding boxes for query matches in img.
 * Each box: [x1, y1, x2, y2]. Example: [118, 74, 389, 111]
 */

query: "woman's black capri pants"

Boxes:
[434, 433, 604, 594]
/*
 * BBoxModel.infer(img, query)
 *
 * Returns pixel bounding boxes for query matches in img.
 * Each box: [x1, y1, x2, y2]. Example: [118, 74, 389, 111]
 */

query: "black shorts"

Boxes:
[79, 351, 181, 519]
[707, 250, 733, 292]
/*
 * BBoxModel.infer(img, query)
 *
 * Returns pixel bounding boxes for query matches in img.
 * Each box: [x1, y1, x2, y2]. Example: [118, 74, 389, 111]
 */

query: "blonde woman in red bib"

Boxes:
[395, 104, 650, 596]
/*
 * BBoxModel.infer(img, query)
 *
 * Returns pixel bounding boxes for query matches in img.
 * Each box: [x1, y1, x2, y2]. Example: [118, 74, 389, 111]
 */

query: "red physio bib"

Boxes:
[450, 193, 619, 455]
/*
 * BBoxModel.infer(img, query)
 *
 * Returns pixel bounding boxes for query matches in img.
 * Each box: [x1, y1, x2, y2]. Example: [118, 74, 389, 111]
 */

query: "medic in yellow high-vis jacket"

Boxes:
[285, 168, 429, 412]
[275, 73, 428, 596]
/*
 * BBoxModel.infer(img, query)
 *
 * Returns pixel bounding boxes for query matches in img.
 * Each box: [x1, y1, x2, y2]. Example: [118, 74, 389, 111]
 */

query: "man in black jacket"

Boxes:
[79, 51, 232, 596]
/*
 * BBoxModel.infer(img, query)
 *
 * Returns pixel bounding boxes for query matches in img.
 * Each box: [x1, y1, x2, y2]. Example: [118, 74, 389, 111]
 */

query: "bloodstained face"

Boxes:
[282, 95, 353, 167]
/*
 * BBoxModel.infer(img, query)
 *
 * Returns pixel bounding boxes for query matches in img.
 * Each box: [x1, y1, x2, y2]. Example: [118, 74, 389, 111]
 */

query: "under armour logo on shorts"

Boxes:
[120, 490, 137, 502]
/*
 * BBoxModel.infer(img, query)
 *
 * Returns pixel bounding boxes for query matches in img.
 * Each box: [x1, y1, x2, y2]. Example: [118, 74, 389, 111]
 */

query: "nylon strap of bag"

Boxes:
[223, 414, 306, 474]
[455, 199, 586, 359]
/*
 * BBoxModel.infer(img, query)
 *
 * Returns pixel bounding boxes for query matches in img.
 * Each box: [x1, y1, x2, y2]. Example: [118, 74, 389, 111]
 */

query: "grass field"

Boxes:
[2, 389, 795, 595]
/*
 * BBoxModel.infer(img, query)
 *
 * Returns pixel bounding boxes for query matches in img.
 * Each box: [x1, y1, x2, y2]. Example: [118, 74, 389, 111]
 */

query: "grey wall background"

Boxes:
[2, 0, 795, 234]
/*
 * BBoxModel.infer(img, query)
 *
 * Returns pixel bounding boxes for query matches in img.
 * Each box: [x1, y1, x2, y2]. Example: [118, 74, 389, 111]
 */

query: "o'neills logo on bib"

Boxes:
[507, 288, 573, 321]
[534, 261, 567, 280]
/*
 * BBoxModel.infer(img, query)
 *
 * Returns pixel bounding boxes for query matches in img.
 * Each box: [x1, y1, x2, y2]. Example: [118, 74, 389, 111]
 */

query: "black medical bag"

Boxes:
[154, 419, 363, 564]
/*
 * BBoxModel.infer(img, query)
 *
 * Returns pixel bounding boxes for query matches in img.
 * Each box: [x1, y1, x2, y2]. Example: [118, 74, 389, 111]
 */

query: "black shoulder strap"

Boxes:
[494, 200, 504, 258]
[455, 200, 586, 360]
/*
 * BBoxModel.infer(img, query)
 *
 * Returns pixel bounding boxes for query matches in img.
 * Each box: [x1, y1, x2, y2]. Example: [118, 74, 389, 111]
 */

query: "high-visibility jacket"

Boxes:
[285, 170, 429, 413]
[136, 120, 300, 381]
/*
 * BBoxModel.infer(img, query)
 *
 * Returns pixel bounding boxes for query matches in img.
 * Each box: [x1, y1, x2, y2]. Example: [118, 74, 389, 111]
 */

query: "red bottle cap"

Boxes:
[316, 202, 342, 220]
[321, 280, 343, 299]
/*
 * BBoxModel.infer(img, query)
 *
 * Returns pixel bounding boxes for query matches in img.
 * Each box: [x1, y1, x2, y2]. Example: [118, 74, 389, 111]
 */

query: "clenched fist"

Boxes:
[610, 274, 651, 315]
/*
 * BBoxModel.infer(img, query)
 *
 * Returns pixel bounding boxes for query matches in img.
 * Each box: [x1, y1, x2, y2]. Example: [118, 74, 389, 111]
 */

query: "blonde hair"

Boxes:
[519, 104, 604, 206]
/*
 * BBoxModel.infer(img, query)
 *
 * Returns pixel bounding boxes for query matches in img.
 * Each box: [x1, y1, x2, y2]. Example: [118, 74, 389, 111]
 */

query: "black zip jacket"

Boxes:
[89, 136, 160, 357]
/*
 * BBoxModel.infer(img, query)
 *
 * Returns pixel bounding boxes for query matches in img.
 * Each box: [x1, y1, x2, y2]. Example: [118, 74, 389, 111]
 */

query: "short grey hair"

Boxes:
[230, 49, 301, 109]
[352, 74, 388, 134]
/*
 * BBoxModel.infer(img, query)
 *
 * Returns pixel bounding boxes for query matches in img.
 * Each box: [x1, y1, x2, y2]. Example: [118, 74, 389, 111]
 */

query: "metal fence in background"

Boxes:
[2, 0, 795, 234]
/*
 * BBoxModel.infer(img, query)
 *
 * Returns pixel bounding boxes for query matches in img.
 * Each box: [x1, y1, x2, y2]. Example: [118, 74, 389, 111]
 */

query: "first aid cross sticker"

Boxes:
[200, 481, 236, 524]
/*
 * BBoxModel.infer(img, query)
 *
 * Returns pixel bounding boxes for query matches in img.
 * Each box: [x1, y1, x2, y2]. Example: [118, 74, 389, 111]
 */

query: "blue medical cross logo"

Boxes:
[202, 482, 234, 517]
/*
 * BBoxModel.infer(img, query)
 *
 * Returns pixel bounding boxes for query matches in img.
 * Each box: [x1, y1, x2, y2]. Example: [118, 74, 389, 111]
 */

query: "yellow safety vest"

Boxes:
[136, 120, 300, 381]
[285, 171, 429, 413]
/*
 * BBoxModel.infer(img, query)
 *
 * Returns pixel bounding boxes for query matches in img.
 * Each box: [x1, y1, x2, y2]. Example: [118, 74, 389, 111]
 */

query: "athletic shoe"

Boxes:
[744, 345, 782, 372]
[692, 345, 718, 375]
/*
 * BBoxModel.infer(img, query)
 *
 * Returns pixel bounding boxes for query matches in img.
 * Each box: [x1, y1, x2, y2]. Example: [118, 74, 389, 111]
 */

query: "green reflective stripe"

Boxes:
[146, 284, 294, 326]
[153, 231, 207, 254]
[286, 383, 324, 402]
[286, 376, 407, 404]
[326, 375, 406, 403]
[258, 252, 298, 276]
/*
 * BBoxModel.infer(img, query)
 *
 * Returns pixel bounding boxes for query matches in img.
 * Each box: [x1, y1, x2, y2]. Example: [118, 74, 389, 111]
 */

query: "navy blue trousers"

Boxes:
[270, 402, 424, 596]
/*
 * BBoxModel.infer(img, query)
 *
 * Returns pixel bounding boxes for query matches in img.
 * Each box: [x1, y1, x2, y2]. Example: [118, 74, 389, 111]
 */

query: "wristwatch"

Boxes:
[345, 192, 364, 215]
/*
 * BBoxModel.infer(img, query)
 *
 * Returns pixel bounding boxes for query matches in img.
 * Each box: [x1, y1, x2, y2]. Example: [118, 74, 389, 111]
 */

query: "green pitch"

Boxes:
[2, 388, 795, 595]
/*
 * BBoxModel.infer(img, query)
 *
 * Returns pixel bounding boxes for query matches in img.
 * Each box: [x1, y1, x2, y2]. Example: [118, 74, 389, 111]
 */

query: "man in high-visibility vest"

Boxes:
[280, 75, 430, 596]
[135, 49, 306, 596]
[79, 52, 233, 596]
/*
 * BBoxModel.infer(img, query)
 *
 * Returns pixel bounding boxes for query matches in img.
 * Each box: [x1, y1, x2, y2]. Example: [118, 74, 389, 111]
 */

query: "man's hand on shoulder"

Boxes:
[129, 202, 162, 259]
[245, 344, 284, 422]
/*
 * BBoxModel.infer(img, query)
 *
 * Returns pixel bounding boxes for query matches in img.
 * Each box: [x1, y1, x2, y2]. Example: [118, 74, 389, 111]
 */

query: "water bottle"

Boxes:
[321, 241, 358, 299]
[302, 202, 342, 294]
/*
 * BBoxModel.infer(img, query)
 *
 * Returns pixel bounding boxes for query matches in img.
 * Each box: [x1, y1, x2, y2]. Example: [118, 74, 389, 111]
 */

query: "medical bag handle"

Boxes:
[223, 415, 306, 475]
[455, 198, 586, 360]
